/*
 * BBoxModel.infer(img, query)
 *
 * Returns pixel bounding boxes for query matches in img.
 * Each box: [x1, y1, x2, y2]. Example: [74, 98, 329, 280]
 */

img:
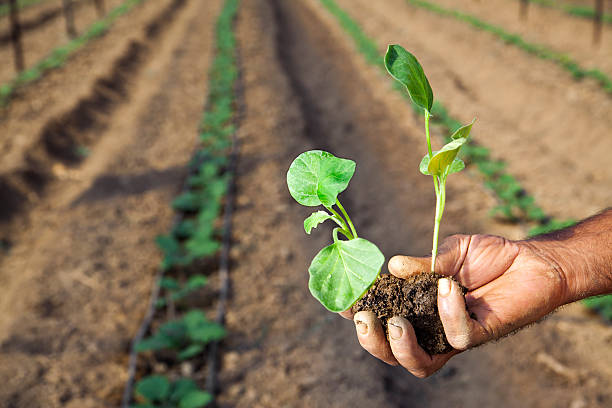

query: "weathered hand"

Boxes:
[342, 234, 568, 377]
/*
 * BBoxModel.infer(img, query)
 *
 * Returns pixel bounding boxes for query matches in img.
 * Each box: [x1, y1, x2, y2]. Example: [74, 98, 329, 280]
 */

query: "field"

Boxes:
[0, 0, 611, 407]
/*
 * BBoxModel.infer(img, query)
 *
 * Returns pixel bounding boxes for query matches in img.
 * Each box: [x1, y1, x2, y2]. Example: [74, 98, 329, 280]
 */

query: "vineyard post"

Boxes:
[61, 0, 77, 38]
[93, 0, 105, 17]
[593, 0, 604, 45]
[519, 0, 529, 20]
[8, 0, 24, 73]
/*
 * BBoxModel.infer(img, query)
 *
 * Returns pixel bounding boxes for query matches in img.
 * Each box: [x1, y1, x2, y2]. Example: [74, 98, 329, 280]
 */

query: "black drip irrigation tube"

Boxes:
[120, 25, 243, 408]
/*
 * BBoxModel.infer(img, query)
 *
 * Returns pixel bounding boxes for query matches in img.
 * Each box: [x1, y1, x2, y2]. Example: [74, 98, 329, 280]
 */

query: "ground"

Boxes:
[0, 0, 610, 407]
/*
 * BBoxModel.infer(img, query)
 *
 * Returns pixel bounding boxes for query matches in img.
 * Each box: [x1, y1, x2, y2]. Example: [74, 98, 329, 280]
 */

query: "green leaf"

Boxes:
[308, 238, 384, 312]
[135, 375, 170, 403]
[304, 211, 334, 234]
[450, 119, 476, 140]
[160, 277, 180, 290]
[170, 378, 198, 403]
[179, 391, 213, 408]
[428, 137, 469, 176]
[186, 275, 208, 290]
[419, 154, 431, 175]
[448, 158, 465, 174]
[178, 343, 204, 360]
[384, 45, 433, 112]
[287, 150, 356, 207]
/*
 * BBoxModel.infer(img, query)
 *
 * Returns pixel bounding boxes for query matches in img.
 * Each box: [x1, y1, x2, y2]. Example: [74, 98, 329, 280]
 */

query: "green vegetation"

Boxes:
[287, 150, 384, 312]
[385, 44, 473, 271]
[525, 0, 612, 24]
[406, 0, 612, 94]
[0, 0, 147, 106]
[155, 275, 208, 308]
[132, 376, 212, 408]
[319, 0, 611, 317]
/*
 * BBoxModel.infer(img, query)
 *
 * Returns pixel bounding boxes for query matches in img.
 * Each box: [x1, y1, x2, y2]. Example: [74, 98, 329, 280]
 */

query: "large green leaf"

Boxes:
[428, 138, 468, 176]
[304, 211, 334, 234]
[135, 375, 170, 403]
[287, 150, 356, 207]
[308, 238, 384, 312]
[384, 45, 433, 112]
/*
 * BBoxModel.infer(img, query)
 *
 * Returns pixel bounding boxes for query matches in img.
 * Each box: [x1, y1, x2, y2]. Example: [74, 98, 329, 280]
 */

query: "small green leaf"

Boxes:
[419, 154, 431, 175]
[170, 378, 198, 403]
[186, 275, 208, 290]
[308, 238, 384, 312]
[384, 45, 433, 112]
[135, 375, 170, 403]
[450, 119, 476, 140]
[287, 150, 356, 207]
[178, 343, 204, 360]
[160, 277, 180, 290]
[428, 138, 469, 176]
[179, 391, 213, 408]
[304, 211, 334, 234]
[448, 158, 465, 175]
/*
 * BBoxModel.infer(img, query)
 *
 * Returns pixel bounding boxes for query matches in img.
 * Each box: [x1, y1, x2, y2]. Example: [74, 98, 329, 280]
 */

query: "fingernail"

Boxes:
[438, 278, 451, 297]
[388, 321, 403, 340]
[355, 320, 368, 335]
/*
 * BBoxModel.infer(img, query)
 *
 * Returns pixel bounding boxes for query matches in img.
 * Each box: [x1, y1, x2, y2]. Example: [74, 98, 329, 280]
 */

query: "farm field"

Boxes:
[0, 0, 610, 407]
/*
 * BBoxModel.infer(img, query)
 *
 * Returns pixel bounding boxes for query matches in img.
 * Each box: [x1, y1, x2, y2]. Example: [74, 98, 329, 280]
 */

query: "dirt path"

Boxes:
[0, 0, 222, 406]
[430, 0, 612, 77]
[337, 0, 612, 223]
[0, 0, 125, 84]
[216, 0, 612, 407]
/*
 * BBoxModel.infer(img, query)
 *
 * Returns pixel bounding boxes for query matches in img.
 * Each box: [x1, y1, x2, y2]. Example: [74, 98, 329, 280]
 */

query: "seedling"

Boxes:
[136, 310, 226, 360]
[384, 44, 474, 272]
[287, 46, 474, 313]
[132, 375, 212, 408]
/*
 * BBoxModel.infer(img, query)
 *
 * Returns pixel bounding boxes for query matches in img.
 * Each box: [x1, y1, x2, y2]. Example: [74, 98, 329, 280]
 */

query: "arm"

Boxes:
[346, 208, 612, 377]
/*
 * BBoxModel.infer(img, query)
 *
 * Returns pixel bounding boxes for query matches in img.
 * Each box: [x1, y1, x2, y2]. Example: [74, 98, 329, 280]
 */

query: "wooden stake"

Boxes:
[593, 0, 604, 45]
[519, 0, 529, 20]
[8, 0, 24, 73]
[61, 0, 77, 38]
[93, 0, 105, 17]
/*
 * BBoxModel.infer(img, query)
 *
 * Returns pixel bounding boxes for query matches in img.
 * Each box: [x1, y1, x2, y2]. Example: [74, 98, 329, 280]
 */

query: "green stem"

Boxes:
[431, 174, 447, 273]
[425, 109, 433, 157]
[336, 199, 358, 238]
[328, 206, 351, 237]
[333, 227, 352, 242]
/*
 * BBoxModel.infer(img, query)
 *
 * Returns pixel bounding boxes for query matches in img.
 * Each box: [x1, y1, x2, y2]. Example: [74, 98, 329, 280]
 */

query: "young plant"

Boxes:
[136, 310, 226, 360]
[132, 375, 212, 408]
[384, 44, 474, 272]
[287, 151, 384, 312]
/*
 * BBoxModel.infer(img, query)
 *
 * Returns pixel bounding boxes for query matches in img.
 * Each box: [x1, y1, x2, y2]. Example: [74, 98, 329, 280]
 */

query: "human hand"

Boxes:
[341, 234, 568, 377]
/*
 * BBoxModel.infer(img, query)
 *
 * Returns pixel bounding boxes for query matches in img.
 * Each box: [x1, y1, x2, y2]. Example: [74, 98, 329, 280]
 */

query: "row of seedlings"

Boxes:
[319, 0, 612, 319]
[406, 0, 612, 94]
[126, 0, 240, 407]
[1, 0, 148, 106]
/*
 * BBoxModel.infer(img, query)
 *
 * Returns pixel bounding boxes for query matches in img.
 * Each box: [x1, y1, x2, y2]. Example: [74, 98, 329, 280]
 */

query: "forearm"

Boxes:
[525, 208, 612, 304]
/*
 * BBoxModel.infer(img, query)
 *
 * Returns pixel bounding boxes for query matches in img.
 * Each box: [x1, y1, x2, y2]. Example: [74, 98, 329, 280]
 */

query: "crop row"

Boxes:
[406, 0, 612, 95]
[524, 0, 612, 24]
[0, 0, 147, 106]
[124, 0, 240, 407]
[318, 0, 612, 320]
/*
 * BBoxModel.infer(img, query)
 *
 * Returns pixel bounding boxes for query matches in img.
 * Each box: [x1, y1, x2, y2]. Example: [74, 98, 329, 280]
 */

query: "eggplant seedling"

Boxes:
[287, 46, 474, 354]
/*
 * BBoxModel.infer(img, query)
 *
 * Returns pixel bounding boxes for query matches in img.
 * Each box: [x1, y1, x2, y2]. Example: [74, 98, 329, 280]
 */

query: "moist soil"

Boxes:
[353, 273, 463, 355]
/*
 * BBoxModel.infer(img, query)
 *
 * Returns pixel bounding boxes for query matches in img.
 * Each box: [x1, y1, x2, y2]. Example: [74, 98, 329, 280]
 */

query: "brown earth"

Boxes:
[216, 0, 612, 407]
[342, 0, 612, 223]
[0, 0, 223, 406]
[0, 0, 126, 84]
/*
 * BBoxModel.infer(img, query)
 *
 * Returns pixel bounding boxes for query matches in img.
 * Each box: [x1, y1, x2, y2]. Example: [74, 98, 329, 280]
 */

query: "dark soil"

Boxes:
[353, 273, 462, 355]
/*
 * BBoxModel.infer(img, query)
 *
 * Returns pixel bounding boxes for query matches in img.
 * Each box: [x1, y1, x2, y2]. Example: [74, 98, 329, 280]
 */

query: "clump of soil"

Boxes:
[352, 273, 465, 355]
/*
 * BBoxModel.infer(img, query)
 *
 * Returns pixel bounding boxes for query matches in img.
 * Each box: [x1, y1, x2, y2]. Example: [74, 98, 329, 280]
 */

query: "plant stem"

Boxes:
[336, 199, 358, 238]
[425, 109, 433, 157]
[333, 227, 352, 242]
[328, 206, 351, 236]
[431, 174, 447, 272]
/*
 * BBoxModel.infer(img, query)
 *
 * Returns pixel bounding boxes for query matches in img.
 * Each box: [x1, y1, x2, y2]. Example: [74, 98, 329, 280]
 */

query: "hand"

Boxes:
[341, 234, 568, 377]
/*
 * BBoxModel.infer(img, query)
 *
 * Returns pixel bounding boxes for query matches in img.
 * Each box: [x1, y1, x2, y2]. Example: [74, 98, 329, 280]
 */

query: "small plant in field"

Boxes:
[136, 310, 225, 360]
[155, 275, 208, 308]
[132, 375, 212, 408]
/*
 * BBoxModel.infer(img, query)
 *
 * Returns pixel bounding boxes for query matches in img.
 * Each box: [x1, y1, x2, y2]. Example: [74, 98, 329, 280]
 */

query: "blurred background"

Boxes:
[0, 0, 611, 407]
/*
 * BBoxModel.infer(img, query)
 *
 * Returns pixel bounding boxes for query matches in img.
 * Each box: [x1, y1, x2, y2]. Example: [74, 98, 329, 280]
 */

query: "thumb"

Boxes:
[388, 234, 472, 279]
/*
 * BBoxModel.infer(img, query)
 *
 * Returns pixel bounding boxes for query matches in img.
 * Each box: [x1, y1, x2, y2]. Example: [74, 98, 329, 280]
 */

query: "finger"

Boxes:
[353, 311, 398, 366]
[437, 278, 489, 350]
[387, 316, 458, 378]
[339, 309, 354, 320]
[388, 255, 429, 279]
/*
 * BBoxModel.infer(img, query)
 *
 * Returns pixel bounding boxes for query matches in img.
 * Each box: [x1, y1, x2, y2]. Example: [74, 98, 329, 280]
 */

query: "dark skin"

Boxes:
[340, 209, 612, 378]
